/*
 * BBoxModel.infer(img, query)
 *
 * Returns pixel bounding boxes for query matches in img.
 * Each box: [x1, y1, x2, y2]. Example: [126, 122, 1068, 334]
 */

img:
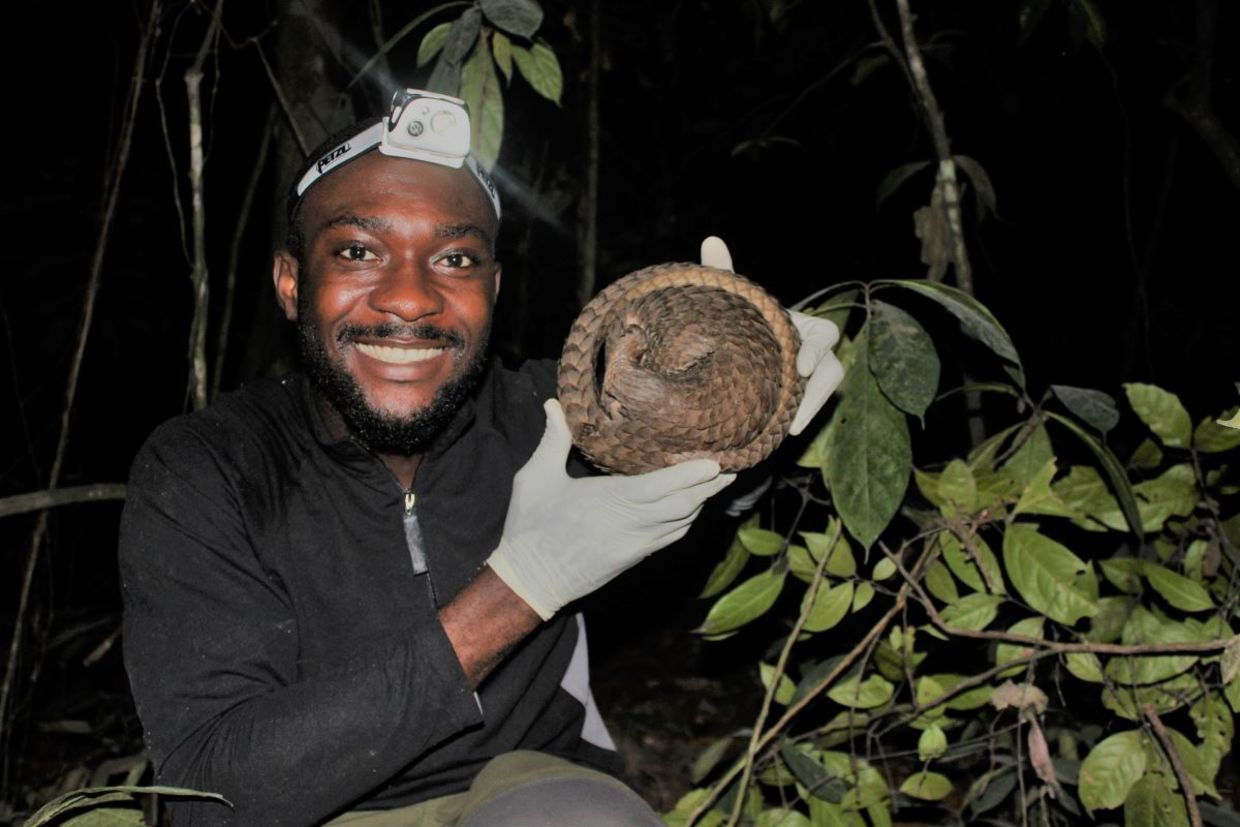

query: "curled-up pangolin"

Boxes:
[557, 263, 805, 474]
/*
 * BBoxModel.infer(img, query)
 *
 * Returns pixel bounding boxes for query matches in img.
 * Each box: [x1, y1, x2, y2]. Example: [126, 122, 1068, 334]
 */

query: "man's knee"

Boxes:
[460, 775, 664, 827]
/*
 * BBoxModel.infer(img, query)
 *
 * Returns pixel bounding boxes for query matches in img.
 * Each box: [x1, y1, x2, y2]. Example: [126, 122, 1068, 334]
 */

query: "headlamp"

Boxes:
[293, 89, 501, 219]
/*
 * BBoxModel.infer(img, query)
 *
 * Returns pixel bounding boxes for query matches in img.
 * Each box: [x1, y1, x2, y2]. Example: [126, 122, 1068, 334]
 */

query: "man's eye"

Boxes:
[338, 244, 378, 262]
[439, 252, 478, 269]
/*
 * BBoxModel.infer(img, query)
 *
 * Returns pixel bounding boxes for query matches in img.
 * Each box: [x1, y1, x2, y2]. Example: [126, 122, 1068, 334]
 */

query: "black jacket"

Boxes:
[119, 362, 619, 826]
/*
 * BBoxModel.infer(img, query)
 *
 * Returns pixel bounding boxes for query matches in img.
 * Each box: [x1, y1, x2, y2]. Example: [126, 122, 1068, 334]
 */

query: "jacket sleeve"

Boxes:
[119, 423, 484, 826]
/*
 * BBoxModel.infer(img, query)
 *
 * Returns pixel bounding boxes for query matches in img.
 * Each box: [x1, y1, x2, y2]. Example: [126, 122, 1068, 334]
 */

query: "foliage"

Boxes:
[23, 785, 225, 827]
[394, 0, 563, 168]
[673, 282, 1240, 826]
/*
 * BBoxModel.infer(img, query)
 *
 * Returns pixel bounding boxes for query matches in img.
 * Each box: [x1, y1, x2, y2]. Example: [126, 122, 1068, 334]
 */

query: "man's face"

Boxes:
[273, 152, 501, 455]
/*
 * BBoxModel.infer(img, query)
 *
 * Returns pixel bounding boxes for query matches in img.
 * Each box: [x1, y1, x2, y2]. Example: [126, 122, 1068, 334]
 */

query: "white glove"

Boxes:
[487, 400, 736, 619]
[700, 236, 844, 436]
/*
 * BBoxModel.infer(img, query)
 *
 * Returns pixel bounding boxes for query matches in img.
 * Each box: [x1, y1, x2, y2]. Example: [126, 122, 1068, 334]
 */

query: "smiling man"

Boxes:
[119, 90, 844, 827]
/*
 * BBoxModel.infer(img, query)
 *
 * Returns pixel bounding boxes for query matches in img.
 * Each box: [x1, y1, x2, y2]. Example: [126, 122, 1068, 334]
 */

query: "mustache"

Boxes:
[337, 323, 465, 349]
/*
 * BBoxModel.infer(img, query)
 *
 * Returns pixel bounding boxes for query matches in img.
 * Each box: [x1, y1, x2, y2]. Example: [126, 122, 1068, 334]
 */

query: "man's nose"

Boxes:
[369, 258, 444, 321]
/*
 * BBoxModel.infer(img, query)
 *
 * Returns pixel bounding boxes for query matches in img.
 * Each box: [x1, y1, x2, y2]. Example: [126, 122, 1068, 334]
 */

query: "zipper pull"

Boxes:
[404, 490, 416, 516]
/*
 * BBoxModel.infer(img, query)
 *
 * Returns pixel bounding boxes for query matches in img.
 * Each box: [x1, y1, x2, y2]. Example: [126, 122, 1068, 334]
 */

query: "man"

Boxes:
[119, 90, 843, 826]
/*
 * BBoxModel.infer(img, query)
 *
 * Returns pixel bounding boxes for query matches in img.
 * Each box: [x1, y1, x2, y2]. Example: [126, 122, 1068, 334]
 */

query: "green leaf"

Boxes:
[1145, 564, 1214, 612]
[491, 30, 514, 81]
[25, 787, 228, 827]
[459, 45, 505, 168]
[691, 735, 735, 783]
[825, 331, 911, 548]
[1065, 651, 1104, 682]
[853, 582, 875, 612]
[918, 724, 948, 761]
[1102, 673, 1197, 721]
[1129, 438, 1164, 469]
[878, 279, 1023, 384]
[1194, 413, 1240, 453]
[936, 460, 978, 515]
[479, 0, 543, 37]
[828, 673, 895, 709]
[994, 616, 1044, 678]
[760, 662, 797, 706]
[757, 808, 813, 827]
[1046, 411, 1143, 536]
[511, 40, 562, 104]
[924, 560, 960, 605]
[741, 526, 785, 556]
[698, 567, 786, 635]
[417, 21, 454, 67]
[925, 672, 993, 710]
[899, 771, 953, 801]
[1052, 384, 1120, 434]
[940, 593, 1003, 631]
[872, 557, 897, 581]
[1124, 383, 1192, 448]
[781, 745, 846, 803]
[867, 300, 940, 418]
[1218, 409, 1240, 430]
[1124, 773, 1189, 827]
[1012, 459, 1074, 519]
[796, 422, 830, 469]
[1190, 695, 1233, 788]
[426, 55, 462, 96]
[1003, 523, 1098, 625]
[442, 7, 483, 63]
[801, 527, 856, 576]
[1079, 729, 1147, 813]
[701, 531, 750, 598]
[999, 422, 1055, 490]
[1165, 726, 1220, 798]
[802, 581, 854, 633]
[941, 533, 1004, 595]
[1105, 607, 1199, 685]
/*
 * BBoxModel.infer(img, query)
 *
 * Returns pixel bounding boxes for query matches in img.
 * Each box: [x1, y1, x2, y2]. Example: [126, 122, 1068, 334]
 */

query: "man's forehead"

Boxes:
[301, 153, 498, 232]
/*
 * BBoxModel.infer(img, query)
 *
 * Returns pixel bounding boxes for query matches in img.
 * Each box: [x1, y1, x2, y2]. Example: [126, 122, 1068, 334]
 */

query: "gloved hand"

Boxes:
[699, 236, 845, 436]
[487, 399, 736, 620]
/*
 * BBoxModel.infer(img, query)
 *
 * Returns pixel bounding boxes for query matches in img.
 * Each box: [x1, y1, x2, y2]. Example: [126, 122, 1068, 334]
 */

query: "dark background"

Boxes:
[1, 0, 1237, 817]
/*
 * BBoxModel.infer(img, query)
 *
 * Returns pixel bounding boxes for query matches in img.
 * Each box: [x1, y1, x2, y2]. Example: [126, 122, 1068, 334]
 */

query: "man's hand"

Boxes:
[700, 236, 845, 436]
[487, 400, 736, 620]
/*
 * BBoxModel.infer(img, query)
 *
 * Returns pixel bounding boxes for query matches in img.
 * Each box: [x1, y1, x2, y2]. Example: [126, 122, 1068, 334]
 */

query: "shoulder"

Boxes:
[128, 375, 311, 493]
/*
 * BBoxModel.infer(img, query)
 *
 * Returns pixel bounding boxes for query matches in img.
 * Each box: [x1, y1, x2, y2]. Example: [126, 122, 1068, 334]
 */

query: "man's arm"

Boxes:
[121, 429, 488, 827]
[439, 567, 542, 687]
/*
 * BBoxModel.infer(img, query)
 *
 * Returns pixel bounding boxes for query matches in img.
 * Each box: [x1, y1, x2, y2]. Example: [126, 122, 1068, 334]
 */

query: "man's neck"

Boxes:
[313, 391, 423, 490]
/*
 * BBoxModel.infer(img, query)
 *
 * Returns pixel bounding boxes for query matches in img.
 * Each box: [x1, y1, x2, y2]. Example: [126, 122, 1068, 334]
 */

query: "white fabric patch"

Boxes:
[560, 614, 616, 750]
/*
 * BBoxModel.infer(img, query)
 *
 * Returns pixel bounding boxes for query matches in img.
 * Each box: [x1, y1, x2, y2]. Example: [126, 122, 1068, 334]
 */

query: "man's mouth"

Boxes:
[354, 342, 449, 364]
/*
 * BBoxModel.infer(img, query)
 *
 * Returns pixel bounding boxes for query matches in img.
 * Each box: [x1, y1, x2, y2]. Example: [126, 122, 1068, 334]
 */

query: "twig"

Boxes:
[254, 41, 308, 155]
[0, 0, 161, 790]
[688, 558, 921, 825]
[891, 0, 971, 294]
[0, 484, 127, 520]
[726, 516, 840, 827]
[212, 104, 275, 400]
[1143, 704, 1203, 827]
[576, 0, 601, 308]
[184, 0, 224, 411]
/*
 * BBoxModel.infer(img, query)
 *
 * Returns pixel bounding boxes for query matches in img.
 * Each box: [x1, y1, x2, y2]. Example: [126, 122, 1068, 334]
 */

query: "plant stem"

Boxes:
[1143, 704, 1203, 827]
[725, 513, 838, 827]
[184, 0, 224, 411]
[576, 0, 601, 308]
[0, 485, 127, 520]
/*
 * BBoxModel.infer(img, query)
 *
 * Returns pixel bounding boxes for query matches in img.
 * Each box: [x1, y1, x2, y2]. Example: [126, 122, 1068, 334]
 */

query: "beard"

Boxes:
[296, 306, 490, 456]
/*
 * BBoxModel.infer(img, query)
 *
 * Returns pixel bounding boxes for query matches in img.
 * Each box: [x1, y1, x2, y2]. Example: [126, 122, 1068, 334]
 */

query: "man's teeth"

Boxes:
[355, 343, 447, 364]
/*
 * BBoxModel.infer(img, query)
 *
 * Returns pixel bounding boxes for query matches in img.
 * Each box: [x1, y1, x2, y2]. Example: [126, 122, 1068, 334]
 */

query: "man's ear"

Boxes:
[273, 251, 300, 321]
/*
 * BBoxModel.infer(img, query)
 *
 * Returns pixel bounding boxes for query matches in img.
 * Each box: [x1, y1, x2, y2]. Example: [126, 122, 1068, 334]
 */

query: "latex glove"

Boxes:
[487, 400, 736, 620]
[700, 236, 844, 436]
